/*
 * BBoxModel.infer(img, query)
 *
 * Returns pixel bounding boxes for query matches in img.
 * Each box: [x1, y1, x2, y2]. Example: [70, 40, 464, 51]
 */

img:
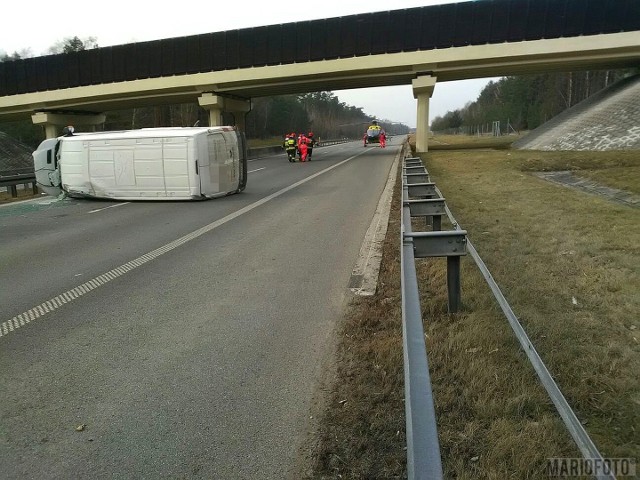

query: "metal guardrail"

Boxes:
[401, 152, 471, 480]
[437, 189, 614, 480]
[399, 149, 612, 480]
[0, 172, 38, 197]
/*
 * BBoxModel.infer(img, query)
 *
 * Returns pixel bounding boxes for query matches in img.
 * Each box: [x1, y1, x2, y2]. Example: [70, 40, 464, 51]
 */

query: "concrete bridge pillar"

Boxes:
[412, 76, 437, 153]
[32, 112, 106, 138]
[199, 93, 224, 126]
[198, 94, 251, 130]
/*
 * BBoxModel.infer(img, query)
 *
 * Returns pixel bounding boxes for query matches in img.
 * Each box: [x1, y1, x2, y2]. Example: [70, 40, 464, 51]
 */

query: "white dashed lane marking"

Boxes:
[1, 150, 369, 339]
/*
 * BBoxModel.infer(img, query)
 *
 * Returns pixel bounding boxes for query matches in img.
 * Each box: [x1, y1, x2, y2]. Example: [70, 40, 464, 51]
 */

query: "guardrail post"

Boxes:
[447, 256, 461, 313]
[408, 232, 466, 314]
[1, 173, 38, 197]
[404, 155, 467, 314]
[432, 215, 441, 231]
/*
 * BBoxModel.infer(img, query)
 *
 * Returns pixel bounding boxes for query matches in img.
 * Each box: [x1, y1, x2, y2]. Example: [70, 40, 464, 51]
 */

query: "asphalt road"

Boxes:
[0, 138, 401, 479]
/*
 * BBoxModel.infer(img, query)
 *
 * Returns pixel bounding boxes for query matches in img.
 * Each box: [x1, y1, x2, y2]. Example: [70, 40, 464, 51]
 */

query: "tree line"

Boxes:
[431, 68, 638, 134]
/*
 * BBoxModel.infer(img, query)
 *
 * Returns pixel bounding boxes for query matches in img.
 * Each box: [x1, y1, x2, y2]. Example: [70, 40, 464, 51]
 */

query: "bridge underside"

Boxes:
[1, 31, 639, 151]
[0, 32, 637, 118]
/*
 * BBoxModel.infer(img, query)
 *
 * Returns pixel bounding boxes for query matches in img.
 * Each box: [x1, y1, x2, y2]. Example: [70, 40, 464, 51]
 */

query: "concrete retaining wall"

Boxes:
[513, 74, 640, 151]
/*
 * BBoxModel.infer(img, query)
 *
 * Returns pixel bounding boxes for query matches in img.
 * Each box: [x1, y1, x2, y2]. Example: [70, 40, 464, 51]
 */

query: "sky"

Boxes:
[1, 0, 500, 128]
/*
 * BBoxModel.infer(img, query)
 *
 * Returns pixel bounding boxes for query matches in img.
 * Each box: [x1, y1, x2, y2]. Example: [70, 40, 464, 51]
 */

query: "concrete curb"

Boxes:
[348, 141, 405, 296]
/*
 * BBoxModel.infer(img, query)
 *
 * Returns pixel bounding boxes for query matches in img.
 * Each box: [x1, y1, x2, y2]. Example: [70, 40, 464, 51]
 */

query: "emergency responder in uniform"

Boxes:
[306, 132, 316, 160]
[298, 133, 309, 162]
[283, 133, 297, 162]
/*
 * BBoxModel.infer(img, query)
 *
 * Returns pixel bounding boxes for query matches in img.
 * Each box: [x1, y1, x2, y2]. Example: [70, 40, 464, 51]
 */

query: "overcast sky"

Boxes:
[1, 0, 500, 128]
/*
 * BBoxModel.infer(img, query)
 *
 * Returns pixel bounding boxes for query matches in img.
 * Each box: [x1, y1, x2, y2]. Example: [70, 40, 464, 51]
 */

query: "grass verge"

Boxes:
[307, 136, 639, 479]
[0, 188, 42, 204]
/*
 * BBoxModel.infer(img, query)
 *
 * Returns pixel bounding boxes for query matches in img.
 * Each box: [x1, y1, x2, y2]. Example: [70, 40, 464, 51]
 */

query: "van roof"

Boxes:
[60, 126, 235, 141]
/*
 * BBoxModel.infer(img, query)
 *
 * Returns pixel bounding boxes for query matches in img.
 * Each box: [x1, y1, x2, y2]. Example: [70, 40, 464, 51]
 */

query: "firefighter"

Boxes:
[306, 132, 316, 160]
[298, 133, 309, 162]
[283, 133, 297, 162]
[379, 130, 386, 148]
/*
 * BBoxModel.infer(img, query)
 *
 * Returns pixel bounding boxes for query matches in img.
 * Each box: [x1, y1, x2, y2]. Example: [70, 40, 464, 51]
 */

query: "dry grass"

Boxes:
[578, 166, 640, 195]
[307, 136, 639, 479]
[428, 134, 515, 150]
[308, 170, 408, 479]
[0, 188, 41, 204]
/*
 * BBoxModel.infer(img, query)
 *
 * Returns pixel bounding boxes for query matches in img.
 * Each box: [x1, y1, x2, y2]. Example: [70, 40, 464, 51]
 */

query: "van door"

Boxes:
[33, 138, 62, 196]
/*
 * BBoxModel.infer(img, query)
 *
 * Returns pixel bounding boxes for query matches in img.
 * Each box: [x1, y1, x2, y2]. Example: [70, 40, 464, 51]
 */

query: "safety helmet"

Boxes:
[308, 132, 313, 137]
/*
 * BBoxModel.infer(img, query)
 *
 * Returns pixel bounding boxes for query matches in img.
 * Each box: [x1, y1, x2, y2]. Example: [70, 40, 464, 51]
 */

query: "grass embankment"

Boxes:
[309, 136, 639, 479]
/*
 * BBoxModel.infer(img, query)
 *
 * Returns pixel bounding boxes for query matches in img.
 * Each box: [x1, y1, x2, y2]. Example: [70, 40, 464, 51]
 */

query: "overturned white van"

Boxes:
[33, 126, 247, 200]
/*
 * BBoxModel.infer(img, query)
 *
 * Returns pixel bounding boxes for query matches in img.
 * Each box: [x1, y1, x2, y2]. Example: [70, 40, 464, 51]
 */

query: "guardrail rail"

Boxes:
[400, 150, 614, 480]
[400, 153, 470, 480]
[0, 172, 37, 198]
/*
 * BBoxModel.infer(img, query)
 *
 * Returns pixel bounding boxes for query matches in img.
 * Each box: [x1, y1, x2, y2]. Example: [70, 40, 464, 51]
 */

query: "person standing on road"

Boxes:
[298, 133, 309, 162]
[283, 133, 297, 162]
[306, 132, 316, 160]
[379, 130, 386, 148]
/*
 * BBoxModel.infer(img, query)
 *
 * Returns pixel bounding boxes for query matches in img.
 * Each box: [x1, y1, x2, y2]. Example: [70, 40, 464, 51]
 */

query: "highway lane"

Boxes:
[1, 140, 375, 317]
[0, 137, 402, 479]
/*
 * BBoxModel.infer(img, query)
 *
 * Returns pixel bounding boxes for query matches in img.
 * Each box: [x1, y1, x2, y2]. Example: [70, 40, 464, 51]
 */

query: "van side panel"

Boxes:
[61, 140, 94, 196]
[162, 137, 195, 197]
[114, 150, 136, 185]
[132, 138, 166, 193]
[207, 132, 224, 193]
[195, 133, 212, 196]
[89, 140, 129, 195]
[86, 138, 168, 198]
[223, 130, 241, 192]
[82, 137, 196, 199]
[51, 127, 239, 200]
[206, 131, 240, 196]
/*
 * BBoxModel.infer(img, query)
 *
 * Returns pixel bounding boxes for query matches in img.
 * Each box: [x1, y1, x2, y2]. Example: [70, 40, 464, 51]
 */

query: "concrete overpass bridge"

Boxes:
[0, 0, 638, 151]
